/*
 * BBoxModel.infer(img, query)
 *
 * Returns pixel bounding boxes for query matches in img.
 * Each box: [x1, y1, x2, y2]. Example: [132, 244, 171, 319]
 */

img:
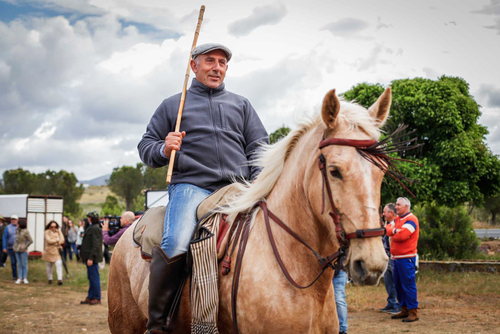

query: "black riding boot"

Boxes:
[146, 246, 188, 334]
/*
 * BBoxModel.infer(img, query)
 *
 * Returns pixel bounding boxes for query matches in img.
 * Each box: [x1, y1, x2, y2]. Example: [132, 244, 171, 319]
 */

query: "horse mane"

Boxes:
[221, 101, 383, 217]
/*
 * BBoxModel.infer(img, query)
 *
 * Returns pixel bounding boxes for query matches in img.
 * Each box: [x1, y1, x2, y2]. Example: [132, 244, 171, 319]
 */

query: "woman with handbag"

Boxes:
[42, 221, 65, 285]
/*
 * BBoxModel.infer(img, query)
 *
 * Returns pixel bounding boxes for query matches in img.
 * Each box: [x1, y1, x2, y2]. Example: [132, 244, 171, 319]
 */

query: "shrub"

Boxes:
[414, 202, 479, 260]
[101, 195, 124, 216]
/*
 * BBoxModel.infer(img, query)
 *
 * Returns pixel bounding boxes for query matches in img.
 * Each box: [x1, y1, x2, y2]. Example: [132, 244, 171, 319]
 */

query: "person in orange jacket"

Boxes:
[385, 197, 419, 322]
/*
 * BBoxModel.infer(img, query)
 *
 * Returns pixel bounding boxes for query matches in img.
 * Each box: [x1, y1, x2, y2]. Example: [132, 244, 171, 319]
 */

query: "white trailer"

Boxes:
[0, 194, 64, 255]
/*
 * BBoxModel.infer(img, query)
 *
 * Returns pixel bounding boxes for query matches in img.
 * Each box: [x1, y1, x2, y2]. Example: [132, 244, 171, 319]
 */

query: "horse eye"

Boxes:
[329, 167, 342, 179]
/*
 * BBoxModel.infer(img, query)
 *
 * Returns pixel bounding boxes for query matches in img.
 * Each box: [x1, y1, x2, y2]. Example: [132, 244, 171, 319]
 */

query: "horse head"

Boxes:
[310, 88, 392, 285]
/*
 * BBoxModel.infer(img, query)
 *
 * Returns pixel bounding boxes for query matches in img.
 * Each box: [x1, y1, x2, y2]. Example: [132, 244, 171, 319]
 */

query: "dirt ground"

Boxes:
[481, 239, 500, 254]
[348, 294, 500, 334]
[1, 275, 500, 334]
[0, 277, 109, 334]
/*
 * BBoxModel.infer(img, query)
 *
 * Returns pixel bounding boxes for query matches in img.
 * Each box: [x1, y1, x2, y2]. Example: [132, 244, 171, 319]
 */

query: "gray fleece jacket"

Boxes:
[138, 79, 269, 191]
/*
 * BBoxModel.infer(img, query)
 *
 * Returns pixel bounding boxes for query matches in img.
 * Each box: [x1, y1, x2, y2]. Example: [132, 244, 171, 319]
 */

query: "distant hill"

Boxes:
[79, 174, 110, 187]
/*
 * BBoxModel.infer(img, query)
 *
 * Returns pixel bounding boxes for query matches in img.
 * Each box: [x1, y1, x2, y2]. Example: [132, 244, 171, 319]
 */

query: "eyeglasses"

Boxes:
[49, 226, 57, 229]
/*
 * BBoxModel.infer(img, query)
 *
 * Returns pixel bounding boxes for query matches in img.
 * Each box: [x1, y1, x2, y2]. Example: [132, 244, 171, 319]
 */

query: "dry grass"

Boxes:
[79, 186, 116, 204]
[347, 269, 500, 312]
[472, 220, 496, 229]
[78, 186, 125, 216]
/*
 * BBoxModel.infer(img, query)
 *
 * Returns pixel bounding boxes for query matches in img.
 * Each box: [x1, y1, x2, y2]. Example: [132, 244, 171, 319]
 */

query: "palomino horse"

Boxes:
[108, 88, 392, 334]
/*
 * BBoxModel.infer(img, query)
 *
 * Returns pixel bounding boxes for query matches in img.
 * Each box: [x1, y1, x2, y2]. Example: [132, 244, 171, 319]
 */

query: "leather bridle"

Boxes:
[318, 137, 387, 246]
[227, 136, 387, 334]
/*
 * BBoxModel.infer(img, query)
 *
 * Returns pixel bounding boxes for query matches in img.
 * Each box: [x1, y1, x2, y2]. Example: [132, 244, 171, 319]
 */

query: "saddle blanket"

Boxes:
[132, 183, 242, 333]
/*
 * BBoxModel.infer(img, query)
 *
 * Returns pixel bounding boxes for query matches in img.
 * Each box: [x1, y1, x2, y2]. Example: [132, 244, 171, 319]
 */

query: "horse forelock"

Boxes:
[222, 100, 381, 219]
[335, 101, 382, 140]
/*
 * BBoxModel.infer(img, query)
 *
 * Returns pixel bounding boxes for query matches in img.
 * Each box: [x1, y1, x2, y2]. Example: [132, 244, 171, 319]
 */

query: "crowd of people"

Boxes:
[1, 210, 134, 306]
[332, 196, 420, 334]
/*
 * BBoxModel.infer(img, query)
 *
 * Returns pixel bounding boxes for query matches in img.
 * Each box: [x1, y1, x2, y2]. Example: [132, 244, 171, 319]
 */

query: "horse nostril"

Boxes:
[353, 260, 367, 281]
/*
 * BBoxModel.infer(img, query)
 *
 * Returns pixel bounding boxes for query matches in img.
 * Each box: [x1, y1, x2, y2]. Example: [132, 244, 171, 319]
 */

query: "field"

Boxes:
[79, 186, 124, 215]
[1, 258, 500, 333]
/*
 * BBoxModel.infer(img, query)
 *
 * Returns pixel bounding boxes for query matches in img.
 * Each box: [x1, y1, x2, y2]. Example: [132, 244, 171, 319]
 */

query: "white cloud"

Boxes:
[484, 17, 500, 34]
[1, 0, 500, 181]
[34, 122, 56, 139]
[473, 0, 500, 15]
[477, 84, 500, 108]
[423, 67, 441, 79]
[321, 18, 372, 40]
[99, 40, 176, 77]
[228, 3, 287, 37]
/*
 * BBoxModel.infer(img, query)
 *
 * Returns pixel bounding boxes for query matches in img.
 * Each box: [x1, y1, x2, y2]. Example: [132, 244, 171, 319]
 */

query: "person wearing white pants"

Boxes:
[46, 260, 63, 284]
[42, 221, 65, 285]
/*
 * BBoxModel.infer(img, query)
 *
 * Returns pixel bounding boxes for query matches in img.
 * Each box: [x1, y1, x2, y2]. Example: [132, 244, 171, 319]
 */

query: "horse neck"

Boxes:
[261, 125, 336, 290]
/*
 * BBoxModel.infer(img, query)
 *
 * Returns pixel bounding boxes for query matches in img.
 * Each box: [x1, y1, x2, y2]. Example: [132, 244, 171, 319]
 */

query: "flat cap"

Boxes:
[192, 43, 232, 62]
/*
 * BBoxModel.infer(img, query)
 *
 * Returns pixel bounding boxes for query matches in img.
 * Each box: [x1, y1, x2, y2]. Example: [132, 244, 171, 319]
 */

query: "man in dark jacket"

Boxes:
[79, 211, 103, 305]
[138, 43, 269, 334]
[380, 203, 400, 314]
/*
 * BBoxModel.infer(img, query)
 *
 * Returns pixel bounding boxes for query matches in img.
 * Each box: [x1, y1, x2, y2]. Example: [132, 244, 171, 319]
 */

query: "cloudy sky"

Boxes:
[1, 0, 499, 181]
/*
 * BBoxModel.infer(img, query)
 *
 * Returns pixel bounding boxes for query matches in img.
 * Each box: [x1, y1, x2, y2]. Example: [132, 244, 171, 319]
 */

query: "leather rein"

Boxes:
[225, 137, 387, 334]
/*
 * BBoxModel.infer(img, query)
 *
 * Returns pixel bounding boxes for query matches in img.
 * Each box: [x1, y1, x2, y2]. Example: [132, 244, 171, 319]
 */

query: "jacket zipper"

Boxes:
[209, 90, 225, 181]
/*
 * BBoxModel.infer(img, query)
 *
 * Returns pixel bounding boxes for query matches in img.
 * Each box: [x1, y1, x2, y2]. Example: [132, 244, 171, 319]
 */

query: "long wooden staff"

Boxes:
[166, 5, 205, 183]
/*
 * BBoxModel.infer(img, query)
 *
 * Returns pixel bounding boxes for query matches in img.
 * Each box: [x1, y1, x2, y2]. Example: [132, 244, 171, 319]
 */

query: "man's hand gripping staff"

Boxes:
[163, 131, 186, 157]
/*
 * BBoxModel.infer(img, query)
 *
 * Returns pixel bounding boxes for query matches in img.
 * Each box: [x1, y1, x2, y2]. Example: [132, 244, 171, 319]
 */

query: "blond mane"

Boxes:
[221, 101, 382, 217]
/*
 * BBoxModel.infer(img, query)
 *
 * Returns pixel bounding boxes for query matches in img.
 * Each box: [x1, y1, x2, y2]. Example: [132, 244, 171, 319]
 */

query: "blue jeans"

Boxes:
[68, 243, 77, 261]
[86, 264, 101, 300]
[384, 259, 399, 308]
[64, 242, 74, 261]
[332, 270, 348, 332]
[7, 249, 17, 279]
[15, 252, 28, 279]
[160, 183, 212, 258]
[393, 257, 418, 310]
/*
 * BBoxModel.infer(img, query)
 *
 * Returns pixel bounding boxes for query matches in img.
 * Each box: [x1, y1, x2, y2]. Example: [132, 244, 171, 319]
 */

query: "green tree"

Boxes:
[2, 168, 84, 218]
[49, 170, 84, 218]
[342, 77, 500, 207]
[483, 196, 500, 224]
[2, 168, 35, 194]
[139, 163, 168, 190]
[131, 193, 146, 212]
[413, 203, 479, 260]
[101, 195, 124, 216]
[269, 126, 291, 144]
[107, 164, 143, 210]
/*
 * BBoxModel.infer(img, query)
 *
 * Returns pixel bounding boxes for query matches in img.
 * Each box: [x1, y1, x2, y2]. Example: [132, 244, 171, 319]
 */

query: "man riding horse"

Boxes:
[138, 43, 269, 334]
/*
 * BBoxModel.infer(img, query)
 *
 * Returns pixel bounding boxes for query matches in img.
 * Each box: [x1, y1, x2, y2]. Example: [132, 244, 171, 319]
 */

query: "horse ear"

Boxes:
[368, 87, 392, 127]
[321, 89, 340, 129]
